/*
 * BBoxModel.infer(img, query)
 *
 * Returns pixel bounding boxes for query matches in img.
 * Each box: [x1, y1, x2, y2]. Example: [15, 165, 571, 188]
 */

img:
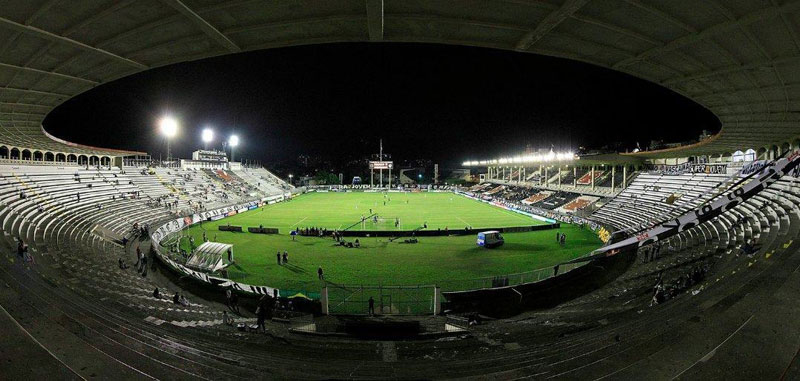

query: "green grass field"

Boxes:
[179, 192, 602, 293]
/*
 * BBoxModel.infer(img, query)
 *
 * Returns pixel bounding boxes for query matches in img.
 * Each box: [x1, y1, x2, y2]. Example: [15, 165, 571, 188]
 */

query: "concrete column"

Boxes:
[558, 167, 562, 187]
[518, 166, 522, 182]
[539, 165, 543, 186]
[573, 167, 577, 187]
[434, 286, 442, 315]
[321, 287, 329, 315]
[545, 167, 549, 187]
[623, 166, 628, 188]
[591, 165, 595, 190]
[611, 166, 616, 192]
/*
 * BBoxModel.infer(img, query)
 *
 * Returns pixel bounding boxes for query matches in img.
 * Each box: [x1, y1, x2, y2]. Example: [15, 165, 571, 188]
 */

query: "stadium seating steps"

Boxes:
[1, 160, 799, 378]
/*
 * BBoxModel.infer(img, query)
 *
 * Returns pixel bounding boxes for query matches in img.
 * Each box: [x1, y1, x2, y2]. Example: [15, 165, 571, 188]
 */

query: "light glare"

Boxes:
[462, 151, 576, 166]
[202, 128, 213, 143]
[159, 117, 178, 138]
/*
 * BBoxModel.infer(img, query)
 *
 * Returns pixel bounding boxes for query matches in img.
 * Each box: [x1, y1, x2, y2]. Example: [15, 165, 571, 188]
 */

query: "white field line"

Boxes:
[290, 217, 308, 227]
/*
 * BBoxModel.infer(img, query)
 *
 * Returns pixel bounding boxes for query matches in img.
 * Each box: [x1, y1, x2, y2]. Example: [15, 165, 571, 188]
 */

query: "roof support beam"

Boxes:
[0, 86, 70, 98]
[224, 15, 365, 35]
[614, 0, 800, 69]
[569, 14, 660, 46]
[516, 0, 590, 50]
[160, 0, 241, 52]
[1, 111, 46, 118]
[61, 0, 137, 37]
[0, 16, 147, 70]
[694, 82, 800, 100]
[389, 14, 528, 32]
[0, 62, 98, 85]
[0, 102, 53, 109]
[25, 0, 61, 26]
[366, 0, 384, 41]
[664, 56, 800, 85]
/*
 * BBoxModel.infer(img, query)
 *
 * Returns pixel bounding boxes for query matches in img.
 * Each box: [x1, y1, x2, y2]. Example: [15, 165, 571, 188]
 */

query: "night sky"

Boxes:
[43, 42, 719, 172]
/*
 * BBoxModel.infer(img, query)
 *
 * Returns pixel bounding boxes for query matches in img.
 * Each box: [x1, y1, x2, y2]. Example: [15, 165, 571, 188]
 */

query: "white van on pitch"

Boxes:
[477, 231, 504, 248]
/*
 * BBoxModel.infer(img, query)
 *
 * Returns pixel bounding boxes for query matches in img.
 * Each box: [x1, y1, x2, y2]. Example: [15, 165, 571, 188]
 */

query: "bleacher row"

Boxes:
[0, 165, 291, 249]
[471, 183, 595, 213]
[590, 171, 732, 232]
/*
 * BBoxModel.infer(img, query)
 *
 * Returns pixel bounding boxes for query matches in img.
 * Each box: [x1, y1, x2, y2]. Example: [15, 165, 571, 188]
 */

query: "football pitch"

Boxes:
[180, 192, 602, 293]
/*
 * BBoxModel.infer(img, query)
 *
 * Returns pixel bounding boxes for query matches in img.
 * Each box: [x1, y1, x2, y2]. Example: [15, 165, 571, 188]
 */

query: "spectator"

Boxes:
[153, 288, 160, 299]
[276, 251, 281, 265]
[179, 293, 189, 307]
[223, 311, 234, 326]
[368, 296, 375, 316]
[255, 300, 267, 332]
[318, 266, 324, 280]
[138, 254, 147, 274]
[134, 245, 143, 266]
[282, 251, 288, 264]
[118, 258, 129, 269]
[173, 292, 180, 304]
[230, 292, 240, 314]
[22, 244, 33, 264]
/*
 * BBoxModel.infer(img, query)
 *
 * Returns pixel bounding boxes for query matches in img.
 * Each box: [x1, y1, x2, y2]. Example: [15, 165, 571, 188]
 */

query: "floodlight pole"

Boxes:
[166, 138, 171, 163]
[379, 139, 383, 188]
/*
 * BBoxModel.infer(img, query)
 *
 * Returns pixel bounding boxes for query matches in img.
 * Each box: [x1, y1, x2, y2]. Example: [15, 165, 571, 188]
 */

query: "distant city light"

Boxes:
[159, 117, 178, 138]
[201, 128, 214, 143]
[461, 151, 576, 167]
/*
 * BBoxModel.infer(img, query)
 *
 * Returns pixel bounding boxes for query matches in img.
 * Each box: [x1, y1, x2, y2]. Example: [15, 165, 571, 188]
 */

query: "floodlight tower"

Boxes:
[202, 128, 213, 150]
[229, 135, 239, 163]
[159, 117, 178, 162]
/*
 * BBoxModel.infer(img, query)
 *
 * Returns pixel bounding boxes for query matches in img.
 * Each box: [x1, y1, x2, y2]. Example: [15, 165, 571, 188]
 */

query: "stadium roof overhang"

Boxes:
[1, 0, 799, 158]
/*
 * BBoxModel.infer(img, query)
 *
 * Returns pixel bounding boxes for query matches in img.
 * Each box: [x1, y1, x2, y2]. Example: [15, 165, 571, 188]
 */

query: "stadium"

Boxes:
[1, 1, 800, 379]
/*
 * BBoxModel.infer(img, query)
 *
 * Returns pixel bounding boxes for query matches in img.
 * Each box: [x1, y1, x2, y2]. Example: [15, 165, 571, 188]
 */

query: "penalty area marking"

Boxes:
[291, 217, 308, 227]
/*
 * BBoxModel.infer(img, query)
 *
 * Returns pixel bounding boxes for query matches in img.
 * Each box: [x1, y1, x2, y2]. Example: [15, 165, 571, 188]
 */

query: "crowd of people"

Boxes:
[650, 264, 709, 306]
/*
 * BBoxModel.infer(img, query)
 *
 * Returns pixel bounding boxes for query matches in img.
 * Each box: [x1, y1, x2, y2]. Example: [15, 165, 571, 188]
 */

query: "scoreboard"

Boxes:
[369, 161, 393, 170]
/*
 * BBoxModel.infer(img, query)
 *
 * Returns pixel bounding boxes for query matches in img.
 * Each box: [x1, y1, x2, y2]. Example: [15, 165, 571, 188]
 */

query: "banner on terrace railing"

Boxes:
[576, 151, 800, 262]
[646, 163, 728, 175]
[456, 191, 556, 223]
[150, 199, 282, 297]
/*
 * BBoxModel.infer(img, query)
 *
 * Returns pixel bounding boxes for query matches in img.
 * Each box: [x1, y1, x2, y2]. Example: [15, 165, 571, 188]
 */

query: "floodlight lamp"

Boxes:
[229, 135, 239, 147]
[202, 128, 214, 143]
[159, 117, 178, 138]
